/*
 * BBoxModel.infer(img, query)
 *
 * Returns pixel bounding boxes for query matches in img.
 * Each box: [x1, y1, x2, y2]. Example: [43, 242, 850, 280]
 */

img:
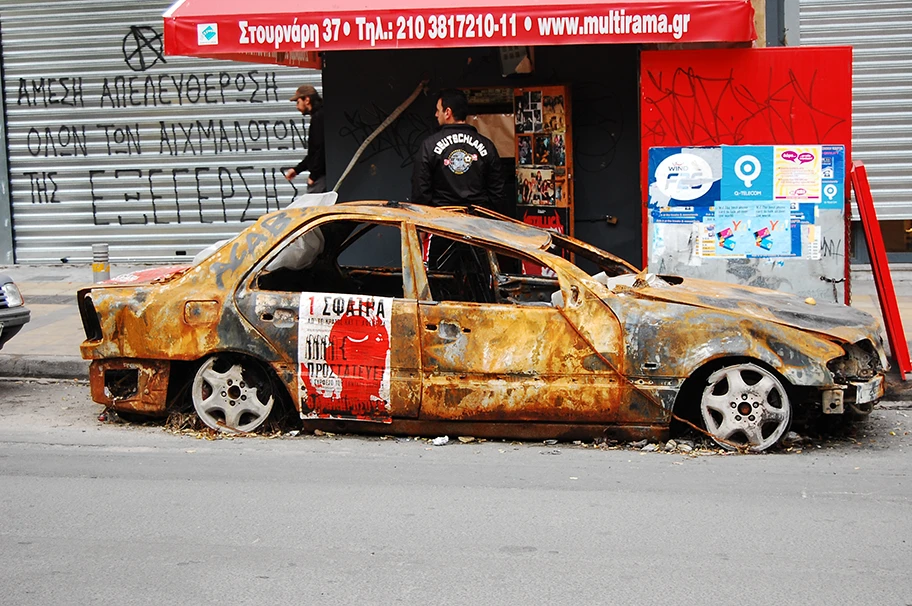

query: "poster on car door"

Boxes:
[298, 293, 393, 423]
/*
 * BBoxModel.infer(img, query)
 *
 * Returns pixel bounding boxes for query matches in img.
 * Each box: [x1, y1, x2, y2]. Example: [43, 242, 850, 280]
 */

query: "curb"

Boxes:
[0, 354, 89, 380]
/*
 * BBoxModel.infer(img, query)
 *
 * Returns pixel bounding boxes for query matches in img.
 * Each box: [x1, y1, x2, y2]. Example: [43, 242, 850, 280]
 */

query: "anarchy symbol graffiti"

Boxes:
[122, 26, 167, 72]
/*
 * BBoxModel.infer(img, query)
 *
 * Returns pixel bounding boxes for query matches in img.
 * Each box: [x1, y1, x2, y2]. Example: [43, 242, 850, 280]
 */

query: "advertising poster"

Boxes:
[789, 202, 821, 260]
[649, 144, 844, 259]
[298, 293, 393, 422]
[521, 207, 568, 276]
[820, 145, 846, 210]
[774, 145, 822, 201]
[648, 146, 720, 225]
[721, 145, 774, 200]
[649, 145, 843, 259]
[710, 200, 792, 257]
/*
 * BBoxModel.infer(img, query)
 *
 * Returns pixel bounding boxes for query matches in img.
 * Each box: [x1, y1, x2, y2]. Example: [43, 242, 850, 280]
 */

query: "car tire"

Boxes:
[700, 362, 791, 452]
[191, 355, 278, 433]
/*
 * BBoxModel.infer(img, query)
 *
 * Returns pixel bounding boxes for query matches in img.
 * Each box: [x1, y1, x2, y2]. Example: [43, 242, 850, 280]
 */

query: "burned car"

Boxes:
[78, 202, 887, 451]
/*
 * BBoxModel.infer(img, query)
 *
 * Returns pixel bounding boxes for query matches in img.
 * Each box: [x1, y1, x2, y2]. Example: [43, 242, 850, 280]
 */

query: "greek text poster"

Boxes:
[298, 293, 393, 422]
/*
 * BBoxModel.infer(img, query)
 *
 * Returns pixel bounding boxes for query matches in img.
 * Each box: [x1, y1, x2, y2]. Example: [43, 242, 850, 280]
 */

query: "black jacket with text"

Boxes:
[411, 123, 505, 210]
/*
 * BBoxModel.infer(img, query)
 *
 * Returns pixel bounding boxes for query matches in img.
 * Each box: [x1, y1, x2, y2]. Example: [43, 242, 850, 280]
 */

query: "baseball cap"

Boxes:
[290, 84, 317, 101]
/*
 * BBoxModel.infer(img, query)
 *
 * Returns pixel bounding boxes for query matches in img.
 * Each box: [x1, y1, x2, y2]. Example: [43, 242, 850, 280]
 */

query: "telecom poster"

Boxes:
[648, 145, 844, 258]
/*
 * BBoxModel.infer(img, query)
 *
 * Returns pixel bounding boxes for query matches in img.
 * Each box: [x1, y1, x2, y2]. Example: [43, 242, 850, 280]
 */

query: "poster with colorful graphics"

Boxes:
[650, 145, 842, 259]
[520, 207, 568, 276]
[721, 145, 774, 200]
[707, 201, 791, 257]
[790, 202, 821, 259]
[774, 146, 822, 200]
[820, 145, 846, 210]
[648, 146, 721, 211]
[298, 293, 393, 422]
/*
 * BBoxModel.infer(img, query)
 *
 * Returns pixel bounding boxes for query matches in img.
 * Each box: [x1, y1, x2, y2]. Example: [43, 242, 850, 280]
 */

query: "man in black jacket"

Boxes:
[285, 84, 326, 193]
[411, 89, 505, 211]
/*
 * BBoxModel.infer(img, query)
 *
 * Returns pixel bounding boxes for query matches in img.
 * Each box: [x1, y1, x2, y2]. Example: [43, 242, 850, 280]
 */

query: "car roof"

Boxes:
[271, 201, 554, 253]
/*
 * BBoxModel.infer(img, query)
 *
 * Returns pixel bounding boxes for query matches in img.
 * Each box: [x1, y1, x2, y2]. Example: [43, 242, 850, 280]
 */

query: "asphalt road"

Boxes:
[1, 379, 911, 605]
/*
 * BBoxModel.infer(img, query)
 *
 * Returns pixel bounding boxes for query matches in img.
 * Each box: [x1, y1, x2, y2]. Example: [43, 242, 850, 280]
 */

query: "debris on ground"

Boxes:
[457, 436, 476, 443]
[97, 409, 122, 423]
[432, 436, 449, 446]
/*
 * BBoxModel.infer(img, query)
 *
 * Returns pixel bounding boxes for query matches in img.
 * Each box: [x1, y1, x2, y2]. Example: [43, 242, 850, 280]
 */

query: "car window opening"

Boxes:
[257, 220, 405, 299]
[419, 230, 560, 306]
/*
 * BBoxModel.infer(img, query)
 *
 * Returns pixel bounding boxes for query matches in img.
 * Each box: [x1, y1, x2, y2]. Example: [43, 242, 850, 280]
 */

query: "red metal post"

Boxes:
[850, 161, 911, 380]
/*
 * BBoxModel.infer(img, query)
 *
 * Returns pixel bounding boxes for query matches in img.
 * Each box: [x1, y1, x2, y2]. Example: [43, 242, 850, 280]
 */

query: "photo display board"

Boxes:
[514, 86, 573, 239]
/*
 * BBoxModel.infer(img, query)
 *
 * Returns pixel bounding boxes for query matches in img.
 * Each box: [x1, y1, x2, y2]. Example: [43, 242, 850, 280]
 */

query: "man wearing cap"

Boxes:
[285, 84, 326, 193]
[411, 89, 505, 211]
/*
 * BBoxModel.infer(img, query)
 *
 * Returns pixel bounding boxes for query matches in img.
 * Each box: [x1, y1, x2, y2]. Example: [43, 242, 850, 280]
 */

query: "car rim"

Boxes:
[192, 356, 275, 433]
[700, 363, 791, 452]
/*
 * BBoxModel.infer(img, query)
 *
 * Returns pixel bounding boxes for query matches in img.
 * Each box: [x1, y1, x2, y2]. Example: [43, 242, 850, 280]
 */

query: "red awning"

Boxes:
[164, 0, 755, 60]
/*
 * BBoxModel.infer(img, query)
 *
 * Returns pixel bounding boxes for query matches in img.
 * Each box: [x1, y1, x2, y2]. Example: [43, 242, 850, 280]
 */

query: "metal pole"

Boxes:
[92, 243, 110, 283]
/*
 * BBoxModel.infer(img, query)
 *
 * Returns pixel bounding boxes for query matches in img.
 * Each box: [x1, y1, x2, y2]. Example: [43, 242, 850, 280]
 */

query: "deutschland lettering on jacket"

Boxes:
[432, 133, 489, 157]
[412, 123, 505, 209]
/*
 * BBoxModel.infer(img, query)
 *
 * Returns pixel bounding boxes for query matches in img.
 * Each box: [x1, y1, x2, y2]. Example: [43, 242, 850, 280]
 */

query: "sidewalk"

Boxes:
[1, 262, 911, 401]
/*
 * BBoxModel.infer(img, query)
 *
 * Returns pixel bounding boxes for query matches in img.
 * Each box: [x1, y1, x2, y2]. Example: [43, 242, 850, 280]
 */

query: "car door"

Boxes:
[414, 230, 624, 423]
[235, 216, 422, 422]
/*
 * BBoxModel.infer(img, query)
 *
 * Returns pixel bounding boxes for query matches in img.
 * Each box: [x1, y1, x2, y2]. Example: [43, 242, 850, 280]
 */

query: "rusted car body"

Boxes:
[79, 202, 888, 451]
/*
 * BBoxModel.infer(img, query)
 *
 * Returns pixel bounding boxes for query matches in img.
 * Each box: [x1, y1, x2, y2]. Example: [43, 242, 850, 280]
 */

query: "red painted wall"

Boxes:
[639, 46, 853, 265]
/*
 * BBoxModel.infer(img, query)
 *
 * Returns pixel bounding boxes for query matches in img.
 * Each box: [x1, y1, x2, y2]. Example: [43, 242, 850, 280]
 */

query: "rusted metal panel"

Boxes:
[631, 277, 883, 344]
[304, 418, 669, 444]
[603, 294, 849, 388]
[184, 301, 220, 325]
[417, 301, 627, 423]
[89, 359, 170, 413]
[389, 301, 422, 418]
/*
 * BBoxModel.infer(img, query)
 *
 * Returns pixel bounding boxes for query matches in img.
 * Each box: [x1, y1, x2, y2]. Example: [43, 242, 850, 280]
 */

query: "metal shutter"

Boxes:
[800, 0, 912, 219]
[1, 0, 321, 262]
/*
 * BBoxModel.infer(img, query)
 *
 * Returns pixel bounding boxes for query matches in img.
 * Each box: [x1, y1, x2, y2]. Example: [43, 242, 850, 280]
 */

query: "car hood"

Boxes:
[99, 265, 192, 286]
[627, 276, 882, 344]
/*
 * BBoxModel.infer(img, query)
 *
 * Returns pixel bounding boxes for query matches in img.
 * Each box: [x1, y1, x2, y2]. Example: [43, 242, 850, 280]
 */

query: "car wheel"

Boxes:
[700, 362, 791, 452]
[191, 355, 276, 433]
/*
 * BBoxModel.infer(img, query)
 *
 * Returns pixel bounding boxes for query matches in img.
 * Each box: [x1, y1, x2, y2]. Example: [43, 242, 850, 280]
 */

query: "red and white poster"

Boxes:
[520, 207, 568, 276]
[298, 293, 393, 422]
